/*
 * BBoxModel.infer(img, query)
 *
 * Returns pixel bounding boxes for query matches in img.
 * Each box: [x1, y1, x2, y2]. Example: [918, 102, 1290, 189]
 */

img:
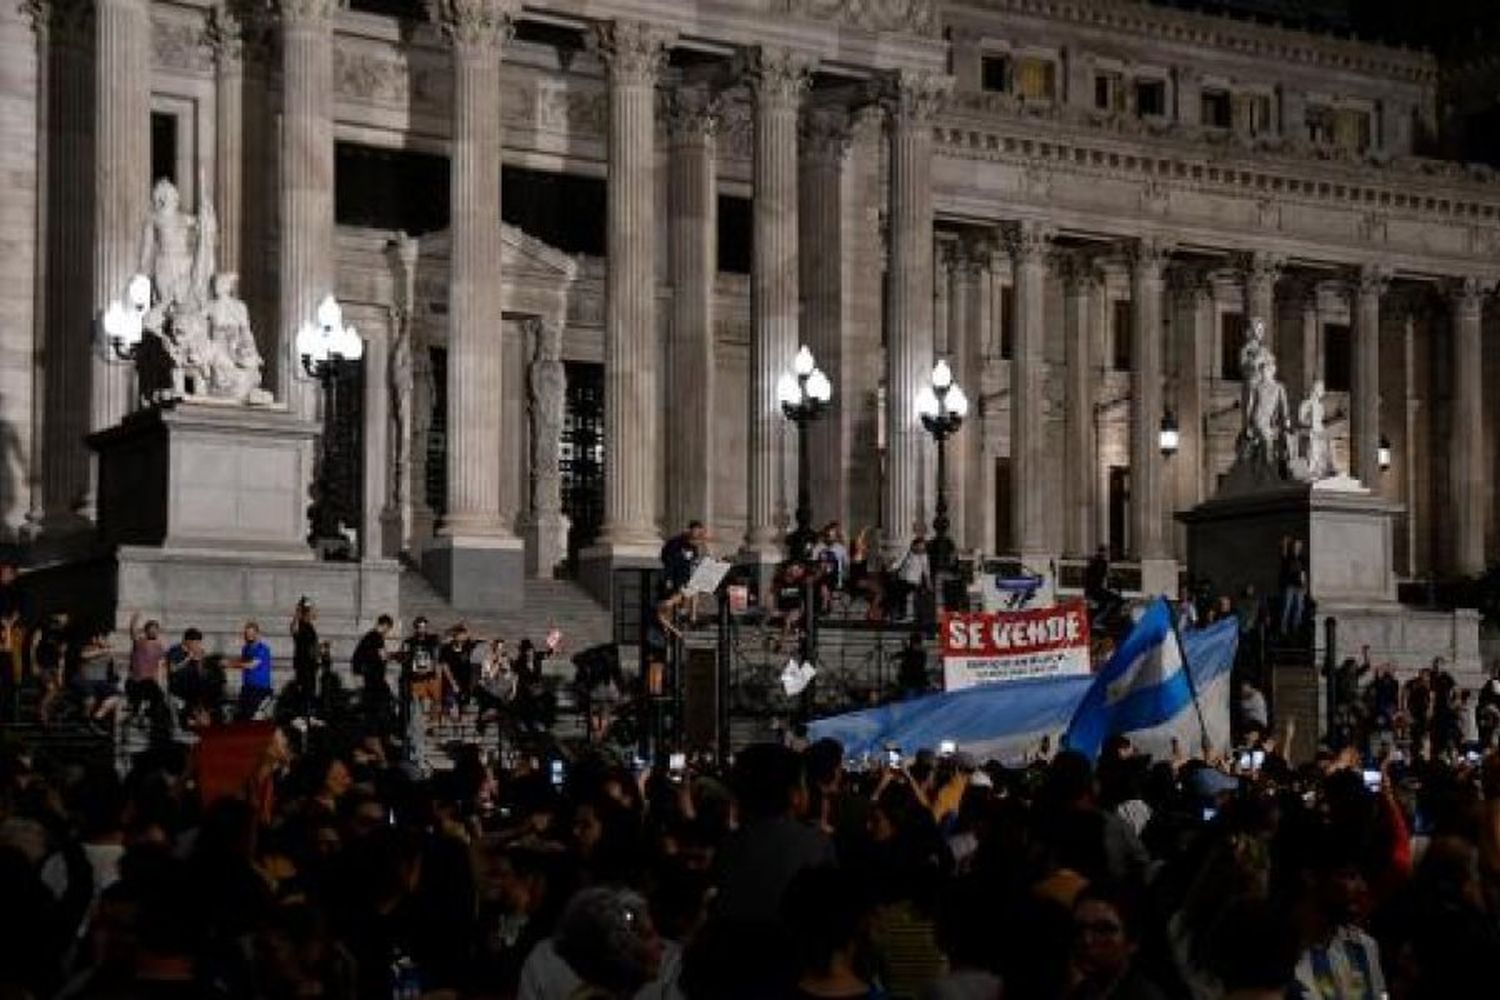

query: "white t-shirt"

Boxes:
[898, 552, 930, 586]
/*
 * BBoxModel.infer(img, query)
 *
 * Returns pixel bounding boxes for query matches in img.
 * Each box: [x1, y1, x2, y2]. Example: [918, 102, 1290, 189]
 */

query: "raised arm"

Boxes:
[128, 611, 142, 643]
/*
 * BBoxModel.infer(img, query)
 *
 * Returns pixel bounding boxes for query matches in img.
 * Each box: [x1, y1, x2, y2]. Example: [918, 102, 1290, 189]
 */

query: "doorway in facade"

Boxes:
[561, 361, 604, 568]
[1108, 465, 1130, 561]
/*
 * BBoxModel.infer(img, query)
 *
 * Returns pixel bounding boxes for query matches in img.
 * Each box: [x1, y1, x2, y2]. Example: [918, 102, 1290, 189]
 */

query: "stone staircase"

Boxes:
[396, 570, 616, 655]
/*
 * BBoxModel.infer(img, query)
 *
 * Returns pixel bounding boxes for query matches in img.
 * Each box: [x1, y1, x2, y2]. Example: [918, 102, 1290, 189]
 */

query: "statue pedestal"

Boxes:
[91, 402, 317, 554]
[523, 511, 570, 580]
[1179, 477, 1482, 680]
[61, 402, 400, 658]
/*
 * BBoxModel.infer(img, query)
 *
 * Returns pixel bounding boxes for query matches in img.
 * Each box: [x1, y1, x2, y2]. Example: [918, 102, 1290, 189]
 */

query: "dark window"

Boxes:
[718, 195, 751, 275]
[994, 457, 1012, 555]
[980, 54, 1010, 94]
[1112, 299, 1133, 371]
[150, 112, 177, 187]
[562, 361, 606, 563]
[999, 284, 1015, 360]
[503, 168, 607, 254]
[347, 0, 425, 17]
[1094, 74, 1113, 111]
[1323, 323, 1352, 393]
[335, 143, 449, 234]
[1135, 79, 1167, 117]
[1108, 466, 1130, 561]
[1201, 89, 1232, 129]
[1220, 312, 1247, 381]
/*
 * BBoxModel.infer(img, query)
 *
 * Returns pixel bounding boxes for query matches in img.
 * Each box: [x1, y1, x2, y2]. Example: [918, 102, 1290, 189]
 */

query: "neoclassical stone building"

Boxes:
[2, 0, 1498, 610]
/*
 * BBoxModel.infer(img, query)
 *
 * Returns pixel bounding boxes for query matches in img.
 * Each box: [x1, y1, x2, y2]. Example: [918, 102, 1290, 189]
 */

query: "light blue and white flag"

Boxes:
[1065, 599, 1238, 760]
[807, 612, 1238, 766]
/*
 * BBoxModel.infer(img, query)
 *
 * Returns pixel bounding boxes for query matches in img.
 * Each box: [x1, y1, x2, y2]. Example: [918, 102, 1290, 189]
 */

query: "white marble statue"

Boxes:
[130, 178, 270, 405]
[205, 273, 272, 404]
[1291, 379, 1337, 481]
[138, 177, 210, 319]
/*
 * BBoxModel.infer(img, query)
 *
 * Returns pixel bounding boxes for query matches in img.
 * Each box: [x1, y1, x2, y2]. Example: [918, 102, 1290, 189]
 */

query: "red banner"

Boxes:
[940, 601, 1092, 688]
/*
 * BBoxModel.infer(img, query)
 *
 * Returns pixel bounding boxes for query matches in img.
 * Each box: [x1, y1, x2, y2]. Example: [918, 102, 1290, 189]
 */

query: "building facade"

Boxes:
[2, 0, 1498, 601]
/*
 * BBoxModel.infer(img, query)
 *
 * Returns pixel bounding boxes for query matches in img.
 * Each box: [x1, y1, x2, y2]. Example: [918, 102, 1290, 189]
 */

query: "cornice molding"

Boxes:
[948, 0, 1437, 86]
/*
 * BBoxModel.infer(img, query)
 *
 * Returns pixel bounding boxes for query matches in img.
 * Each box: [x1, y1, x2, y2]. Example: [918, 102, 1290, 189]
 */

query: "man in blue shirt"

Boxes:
[234, 620, 274, 721]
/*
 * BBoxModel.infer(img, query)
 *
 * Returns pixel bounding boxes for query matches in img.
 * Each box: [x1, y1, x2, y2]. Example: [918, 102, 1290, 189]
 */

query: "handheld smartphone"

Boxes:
[669, 752, 687, 782]
[1251, 750, 1265, 770]
[1237, 751, 1254, 772]
[1201, 806, 1217, 823]
[1465, 750, 1482, 765]
[887, 749, 902, 767]
[1362, 769, 1381, 792]
[939, 740, 957, 756]
[550, 759, 565, 788]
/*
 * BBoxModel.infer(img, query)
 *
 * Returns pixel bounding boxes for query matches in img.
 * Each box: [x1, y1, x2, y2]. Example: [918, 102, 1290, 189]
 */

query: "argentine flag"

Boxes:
[1065, 598, 1234, 760]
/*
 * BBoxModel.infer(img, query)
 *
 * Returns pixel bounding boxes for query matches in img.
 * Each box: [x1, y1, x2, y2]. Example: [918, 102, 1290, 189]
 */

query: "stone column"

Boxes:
[206, 4, 243, 277]
[1170, 266, 1212, 552]
[6, 1, 42, 536]
[90, 0, 149, 448]
[1005, 220, 1052, 563]
[1131, 238, 1173, 587]
[798, 103, 850, 532]
[883, 71, 949, 554]
[525, 319, 568, 579]
[362, 307, 391, 559]
[581, 20, 670, 599]
[1450, 277, 1491, 574]
[277, 0, 336, 416]
[1300, 284, 1322, 395]
[742, 46, 809, 563]
[666, 84, 718, 536]
[1351, 264, 1390, 486]
[1243, 250, 1282, 347]
[425, 0, 519, 609]
[1059, 254, 1096, 556]
[945, 242, 972, 548]
[958, 238, 988, 555]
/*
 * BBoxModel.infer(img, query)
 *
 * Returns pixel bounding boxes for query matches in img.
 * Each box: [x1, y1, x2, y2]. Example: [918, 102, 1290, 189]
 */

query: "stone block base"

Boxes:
[577, 542, 660, 608]
[1319, 604, 1483, 684]
[1138, 558, 1180, 600]
[422, 536, 524, 611]
[24, 547, 400, 661]
[524, 513, 570, 580]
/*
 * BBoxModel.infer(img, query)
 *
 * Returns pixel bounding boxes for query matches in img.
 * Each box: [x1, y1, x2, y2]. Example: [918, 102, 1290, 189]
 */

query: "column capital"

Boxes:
[665, 84, 721, 140]
[1447, 275, 1495, 315]
[799, 104, 851, 164]
[590, 19, 673, 88]
[1236, 249, 1285, 281]
[1355, 262, 1393, 298]
[1003, 220, 1054, 263]
[27, 0, 94, 42]
[1129, 236, 1175, 276]
[882, 69, 953, 121]
[1054, 251, 1102, 293]
[277, 0, 340, 29]
[743, 46, 814, 108]
[430, 0, 516, 51]
[1167, 261, 1213, 299]
[204, 4, 245, 68]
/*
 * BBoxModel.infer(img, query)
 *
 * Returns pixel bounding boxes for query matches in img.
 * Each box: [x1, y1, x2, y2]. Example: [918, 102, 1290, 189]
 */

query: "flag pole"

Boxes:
[1166, 600, 1212, 756]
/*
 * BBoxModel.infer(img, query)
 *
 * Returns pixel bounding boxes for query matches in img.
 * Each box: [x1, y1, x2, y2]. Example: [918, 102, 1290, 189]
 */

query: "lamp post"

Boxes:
[101, 274, 153, 361]
[296, 295, 366, 554]
[916, 359, 969, 578]
[1159, 409, 1180, 458]
[778, 345, 833, 561]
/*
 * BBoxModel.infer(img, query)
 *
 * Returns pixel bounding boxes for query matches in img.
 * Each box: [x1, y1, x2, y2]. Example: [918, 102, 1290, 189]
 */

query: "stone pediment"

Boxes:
[416, 224, 579, 283]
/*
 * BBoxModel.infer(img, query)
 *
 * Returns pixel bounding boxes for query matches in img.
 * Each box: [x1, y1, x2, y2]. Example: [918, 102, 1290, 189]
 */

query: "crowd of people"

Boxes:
[6, 693, 1500, 1000]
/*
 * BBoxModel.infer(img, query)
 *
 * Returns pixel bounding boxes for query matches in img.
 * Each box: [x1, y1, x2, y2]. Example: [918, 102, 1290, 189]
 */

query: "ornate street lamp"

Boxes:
[297, 295, 366, 556]
[1378, 434, 1392, 473]
[102, 274, 152, 361]
[296, 294, 365, 377]
[778, 345, 833, 561]
[916, 359, 969, 578]
[1159, 409, 1180, 458]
